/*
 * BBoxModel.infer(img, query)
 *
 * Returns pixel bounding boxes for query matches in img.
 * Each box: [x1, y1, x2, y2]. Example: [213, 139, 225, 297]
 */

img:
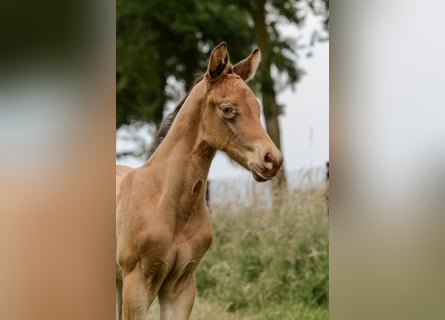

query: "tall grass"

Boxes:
[146, 183, 328, 319]
[195, 183, 329, 319]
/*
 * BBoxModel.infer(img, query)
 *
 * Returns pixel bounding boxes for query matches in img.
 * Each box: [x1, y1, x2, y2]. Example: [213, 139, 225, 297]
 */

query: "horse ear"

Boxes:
[232, 48, 261, 81]
[207, 42, 229, 79]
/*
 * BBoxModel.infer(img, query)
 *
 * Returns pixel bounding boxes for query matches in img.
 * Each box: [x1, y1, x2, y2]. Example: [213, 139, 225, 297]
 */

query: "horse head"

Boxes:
[201, 42, 283, 182]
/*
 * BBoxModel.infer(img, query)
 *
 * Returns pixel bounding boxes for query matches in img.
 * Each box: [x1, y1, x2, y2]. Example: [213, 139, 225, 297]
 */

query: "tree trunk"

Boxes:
[250, 1, 288, 201]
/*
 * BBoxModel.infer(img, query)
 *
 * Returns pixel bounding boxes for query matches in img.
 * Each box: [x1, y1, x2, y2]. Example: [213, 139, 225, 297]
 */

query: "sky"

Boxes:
[116, 20, 329, 182]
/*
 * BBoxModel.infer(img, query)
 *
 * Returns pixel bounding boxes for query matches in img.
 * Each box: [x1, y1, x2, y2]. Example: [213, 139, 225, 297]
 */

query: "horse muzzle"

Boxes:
[248, 151, 283, 182]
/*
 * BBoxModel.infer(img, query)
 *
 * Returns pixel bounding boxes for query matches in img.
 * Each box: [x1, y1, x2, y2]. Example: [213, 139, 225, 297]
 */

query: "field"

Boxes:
[147, 183, 329, 319]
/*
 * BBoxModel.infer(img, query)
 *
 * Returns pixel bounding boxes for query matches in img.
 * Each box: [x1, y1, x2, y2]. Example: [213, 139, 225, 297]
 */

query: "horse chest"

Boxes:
[160, 228, 212, 288]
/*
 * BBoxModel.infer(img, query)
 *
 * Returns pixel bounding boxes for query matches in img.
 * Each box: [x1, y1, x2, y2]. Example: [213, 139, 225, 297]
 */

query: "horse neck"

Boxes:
[144, 81, 215, 209]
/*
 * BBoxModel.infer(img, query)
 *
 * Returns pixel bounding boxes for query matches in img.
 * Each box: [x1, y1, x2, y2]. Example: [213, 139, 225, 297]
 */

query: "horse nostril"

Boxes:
[264, 152, 274, 170]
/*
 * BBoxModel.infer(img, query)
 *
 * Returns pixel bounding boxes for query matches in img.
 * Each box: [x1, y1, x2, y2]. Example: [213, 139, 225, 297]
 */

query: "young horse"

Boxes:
[116, 42, 283, 320]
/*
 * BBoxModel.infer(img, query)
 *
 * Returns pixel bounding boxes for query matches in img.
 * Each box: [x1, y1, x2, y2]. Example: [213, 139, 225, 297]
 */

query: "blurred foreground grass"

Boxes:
[148, 183, 329, 320]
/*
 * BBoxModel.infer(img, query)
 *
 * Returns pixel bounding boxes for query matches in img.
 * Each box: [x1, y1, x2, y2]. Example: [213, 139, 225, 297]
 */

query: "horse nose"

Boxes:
[264, 153, 274, 170]
[263, 151, 283, 172]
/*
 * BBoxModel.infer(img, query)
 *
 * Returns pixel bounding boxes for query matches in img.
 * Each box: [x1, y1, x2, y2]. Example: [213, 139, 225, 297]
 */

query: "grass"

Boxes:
[148, 183, 329, 319]
[147, 297, 328, 320]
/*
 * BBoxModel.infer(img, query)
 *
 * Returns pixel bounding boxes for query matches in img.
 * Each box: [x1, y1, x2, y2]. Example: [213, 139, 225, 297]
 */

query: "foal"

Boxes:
[116, 42, 282, 320]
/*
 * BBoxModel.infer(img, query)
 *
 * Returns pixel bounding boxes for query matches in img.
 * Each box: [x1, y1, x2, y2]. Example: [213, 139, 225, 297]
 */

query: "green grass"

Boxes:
[148, 184, 329, 319]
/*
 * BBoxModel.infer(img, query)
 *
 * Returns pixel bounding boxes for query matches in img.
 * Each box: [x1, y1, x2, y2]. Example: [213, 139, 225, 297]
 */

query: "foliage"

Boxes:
[195, 184, 329, 318]
[117, 0, 254, 129]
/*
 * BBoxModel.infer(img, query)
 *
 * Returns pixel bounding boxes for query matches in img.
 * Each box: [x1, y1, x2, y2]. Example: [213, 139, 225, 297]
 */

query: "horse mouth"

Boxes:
[248, 163, 271, 182]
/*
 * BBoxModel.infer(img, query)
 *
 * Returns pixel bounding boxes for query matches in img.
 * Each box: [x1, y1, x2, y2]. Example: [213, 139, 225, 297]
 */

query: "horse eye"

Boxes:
[222, 106, 233, 114]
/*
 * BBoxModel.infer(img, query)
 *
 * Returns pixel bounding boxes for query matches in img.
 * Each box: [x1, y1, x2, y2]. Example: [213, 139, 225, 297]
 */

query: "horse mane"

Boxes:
[147, 74, 204, 159]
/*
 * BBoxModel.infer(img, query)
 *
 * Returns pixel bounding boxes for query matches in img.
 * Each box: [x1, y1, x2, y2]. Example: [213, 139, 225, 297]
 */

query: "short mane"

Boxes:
[147, 74, 204, 159]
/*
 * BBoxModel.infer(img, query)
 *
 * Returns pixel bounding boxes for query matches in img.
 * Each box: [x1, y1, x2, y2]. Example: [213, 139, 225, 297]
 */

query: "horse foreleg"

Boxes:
[116, 277, 123, 320]
[158, 272, 196, 320]
[121, 265, 157, 320]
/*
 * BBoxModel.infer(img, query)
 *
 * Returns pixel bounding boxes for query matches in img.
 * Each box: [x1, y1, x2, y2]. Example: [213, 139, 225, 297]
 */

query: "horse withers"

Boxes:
[116, 42, 282, 320]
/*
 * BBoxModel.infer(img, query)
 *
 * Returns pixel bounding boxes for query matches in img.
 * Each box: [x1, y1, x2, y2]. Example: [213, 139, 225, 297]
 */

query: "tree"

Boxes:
[117, 0, 200, 129]
[117, 0, 253, 130]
